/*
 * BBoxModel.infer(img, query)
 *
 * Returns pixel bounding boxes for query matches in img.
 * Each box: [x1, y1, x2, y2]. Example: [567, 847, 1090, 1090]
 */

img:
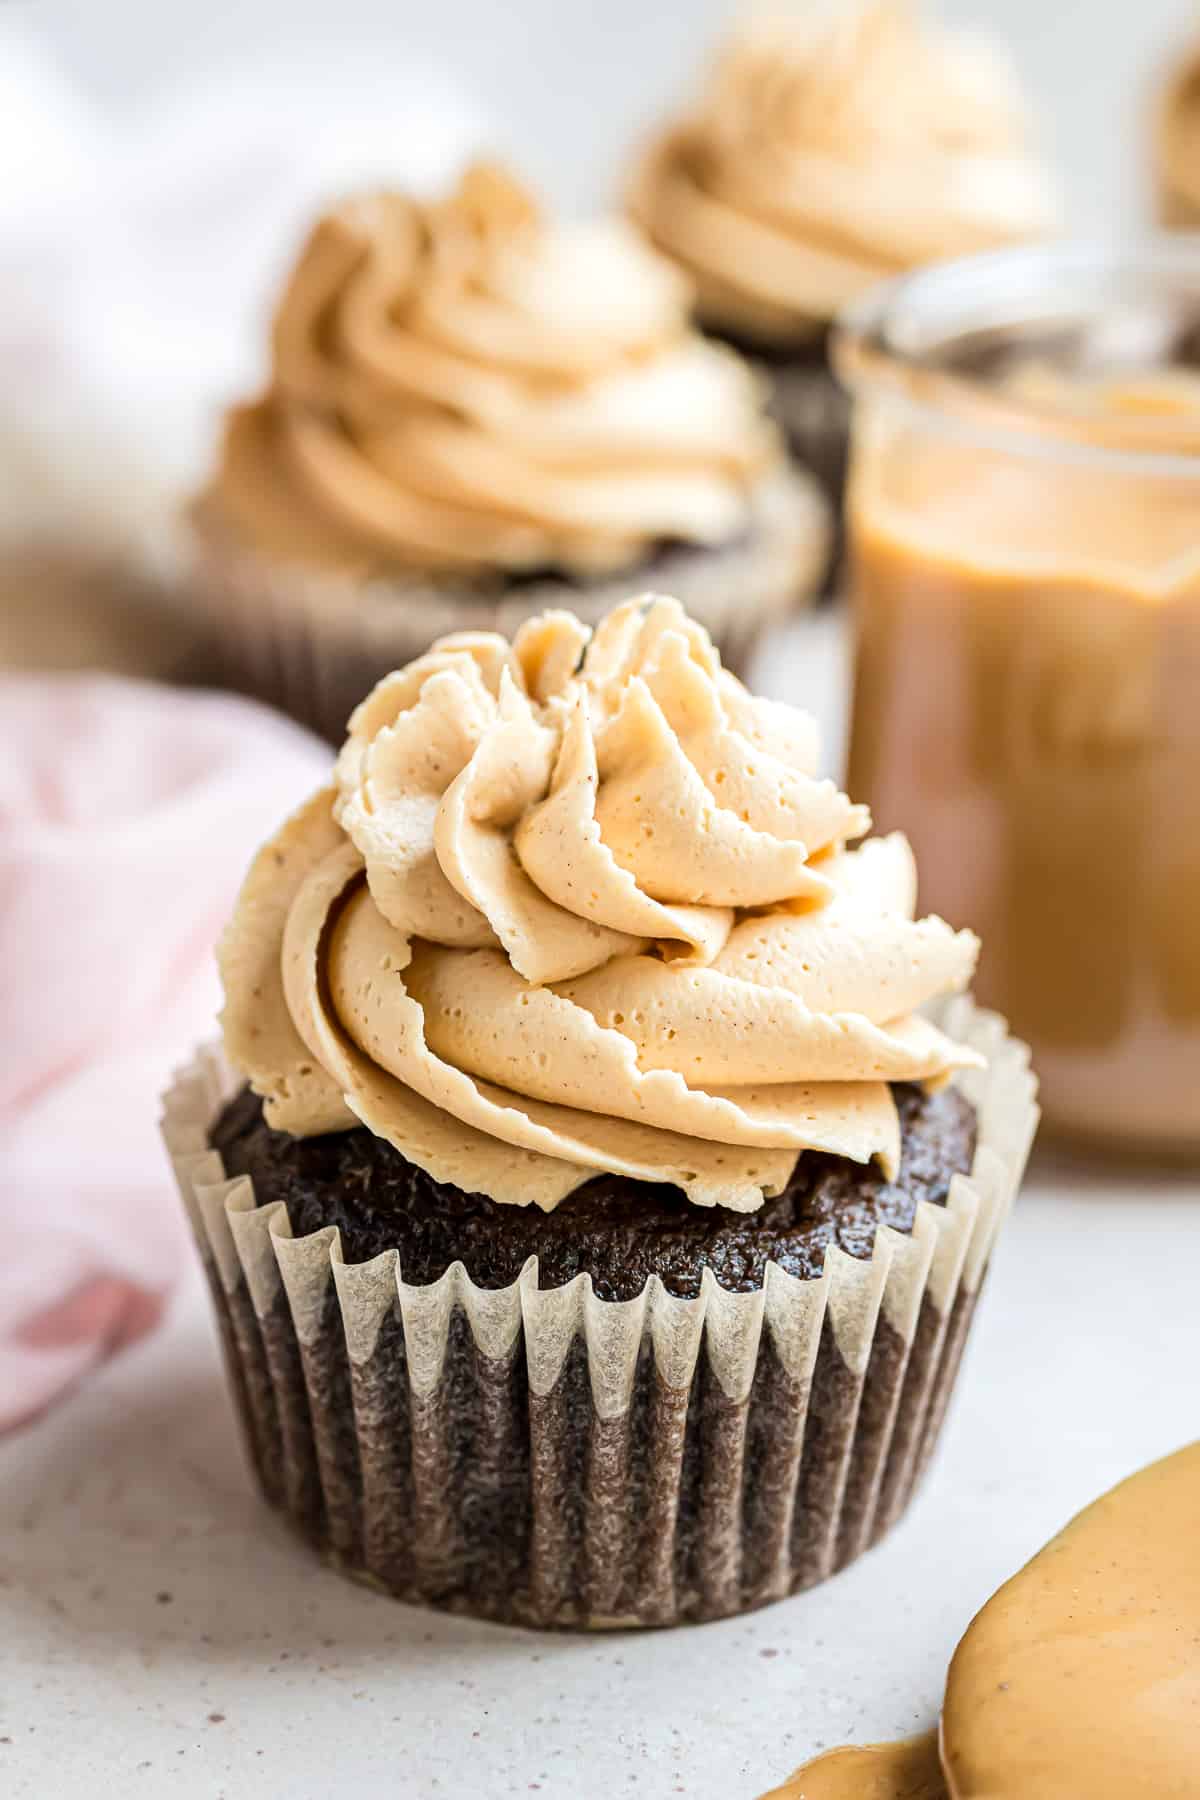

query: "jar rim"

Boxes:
[832, 236, 1200, 479]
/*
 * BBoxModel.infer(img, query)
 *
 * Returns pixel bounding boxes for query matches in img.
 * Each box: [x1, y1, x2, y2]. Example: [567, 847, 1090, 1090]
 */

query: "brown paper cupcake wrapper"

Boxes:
[762, 359, 851, 524]
[703, 328, 849, 594]
[164, 469, 828, 744]
[160, 998, 1036, 1629]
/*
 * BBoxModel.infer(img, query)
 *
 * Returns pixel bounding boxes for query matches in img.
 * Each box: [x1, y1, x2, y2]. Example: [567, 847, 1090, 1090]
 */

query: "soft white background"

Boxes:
[18, 0, 1200, 226]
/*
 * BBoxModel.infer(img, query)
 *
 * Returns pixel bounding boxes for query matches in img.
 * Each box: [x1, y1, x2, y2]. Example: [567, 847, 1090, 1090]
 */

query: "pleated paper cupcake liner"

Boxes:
[160, 997, 1037, 1629]
[161, 469, 828, 745]
[765, 359, 852, 527]
[703, 329, 849, 593]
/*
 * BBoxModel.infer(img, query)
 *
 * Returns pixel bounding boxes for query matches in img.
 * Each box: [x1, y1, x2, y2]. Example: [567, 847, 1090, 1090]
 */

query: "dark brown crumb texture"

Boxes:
[213, 1080, 975, 1301]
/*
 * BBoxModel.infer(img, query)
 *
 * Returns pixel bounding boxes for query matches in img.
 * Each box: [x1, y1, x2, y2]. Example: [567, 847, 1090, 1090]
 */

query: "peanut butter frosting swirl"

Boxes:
[1157, 38, 1200, 227]
[220, 596, 982, 1211]
[629, 1, 1055, 343]
[205, 162, 781, 579]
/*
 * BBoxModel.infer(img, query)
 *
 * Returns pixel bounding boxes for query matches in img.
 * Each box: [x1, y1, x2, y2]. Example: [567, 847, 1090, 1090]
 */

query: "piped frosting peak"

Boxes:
[220, 596, 981, 1211]
[205, 162, 780, 579]
[629, 0, 1055, 341]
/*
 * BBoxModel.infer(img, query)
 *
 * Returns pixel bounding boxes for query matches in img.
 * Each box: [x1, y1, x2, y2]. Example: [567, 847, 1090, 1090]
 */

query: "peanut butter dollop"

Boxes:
[942, 1441, 1200, 1797]
[763, 1732, 944, 1799]
[628, 1, 1054, 344]
[760, 1443, 1200, 1798]
[218, 595, 980, 1211]
[202, 162, 782, 580]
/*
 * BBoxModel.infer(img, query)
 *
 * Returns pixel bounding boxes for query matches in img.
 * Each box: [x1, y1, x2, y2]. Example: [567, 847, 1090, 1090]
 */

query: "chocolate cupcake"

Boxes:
[162, 594, 1037, 1628]
[180, 162, 827, 742]
[627, 0, 1055, 547]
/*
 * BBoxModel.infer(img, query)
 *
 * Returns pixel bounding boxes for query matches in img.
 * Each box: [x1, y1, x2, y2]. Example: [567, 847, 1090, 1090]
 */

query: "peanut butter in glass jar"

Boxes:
[838, 244, 1200, 1157]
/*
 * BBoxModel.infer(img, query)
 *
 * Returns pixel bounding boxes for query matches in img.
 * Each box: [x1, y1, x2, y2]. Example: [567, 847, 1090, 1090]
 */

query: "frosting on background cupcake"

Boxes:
[220, 596, 981, 1211]
[628, 0, 1056, 344]
[203, 162, 784, 579]
[1156, 36, 1200, 226]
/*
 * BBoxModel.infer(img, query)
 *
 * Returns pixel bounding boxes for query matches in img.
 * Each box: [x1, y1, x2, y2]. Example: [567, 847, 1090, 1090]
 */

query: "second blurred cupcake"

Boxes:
[627, 0, 1056, 525]
[184, 162, 827, 741]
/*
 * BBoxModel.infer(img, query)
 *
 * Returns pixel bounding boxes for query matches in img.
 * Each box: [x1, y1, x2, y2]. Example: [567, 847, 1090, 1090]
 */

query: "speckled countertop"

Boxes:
[2, 618, 1196, 1798]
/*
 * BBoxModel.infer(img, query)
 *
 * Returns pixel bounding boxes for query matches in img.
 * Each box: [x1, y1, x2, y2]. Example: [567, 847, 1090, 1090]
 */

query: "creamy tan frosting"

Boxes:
[219, 595, 980, 1211]
[203, 162, 782, 579]
[629, 1, 1055, 343]
[1157, 39, 1200, 226]
[760, 1443, 1200, 1798]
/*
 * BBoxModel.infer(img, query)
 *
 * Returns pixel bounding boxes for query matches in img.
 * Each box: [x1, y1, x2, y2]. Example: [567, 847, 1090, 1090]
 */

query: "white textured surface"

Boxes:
[1, 619, 1197, 1798]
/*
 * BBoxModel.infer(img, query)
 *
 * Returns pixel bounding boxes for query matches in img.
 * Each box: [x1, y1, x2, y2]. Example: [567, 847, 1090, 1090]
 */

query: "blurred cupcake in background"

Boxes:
[1156, 33, 1200, 226]
[627, 0, 1056, 535]
[0, 21, 487, 682]
[186, 162, 828, 741]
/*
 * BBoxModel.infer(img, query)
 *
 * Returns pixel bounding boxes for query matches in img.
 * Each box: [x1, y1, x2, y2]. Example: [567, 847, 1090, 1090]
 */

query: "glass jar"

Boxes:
[836, 241, 1200, 1159]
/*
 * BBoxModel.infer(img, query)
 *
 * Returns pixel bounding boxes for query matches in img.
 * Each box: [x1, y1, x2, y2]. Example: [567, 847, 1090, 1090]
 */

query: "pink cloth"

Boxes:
[0, 674, 328, 1431]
